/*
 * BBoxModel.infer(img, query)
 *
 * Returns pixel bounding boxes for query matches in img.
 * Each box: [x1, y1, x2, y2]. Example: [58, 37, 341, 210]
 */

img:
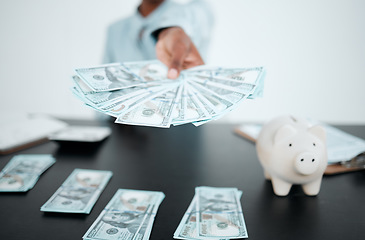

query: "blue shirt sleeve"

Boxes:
[103, 0, 215, 63]
[147, 0, 215, 60]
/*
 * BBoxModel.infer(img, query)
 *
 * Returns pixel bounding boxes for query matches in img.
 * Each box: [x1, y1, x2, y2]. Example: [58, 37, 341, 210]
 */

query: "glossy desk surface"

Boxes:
[0, 121, 364, 240]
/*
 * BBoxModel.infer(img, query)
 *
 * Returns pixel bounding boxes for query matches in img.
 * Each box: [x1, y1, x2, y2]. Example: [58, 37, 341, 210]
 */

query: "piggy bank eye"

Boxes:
[313, 143, 316, 146]
[289, 143, 292, 147]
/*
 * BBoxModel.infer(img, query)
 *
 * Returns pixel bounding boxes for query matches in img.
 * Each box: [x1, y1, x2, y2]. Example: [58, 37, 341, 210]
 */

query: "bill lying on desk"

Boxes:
[41, 169, 112, 214]
[174, 186, 247, 240]
[235, 122, 365, 175]
[0, 155, 55, 192]
[83, 189, 165, 240]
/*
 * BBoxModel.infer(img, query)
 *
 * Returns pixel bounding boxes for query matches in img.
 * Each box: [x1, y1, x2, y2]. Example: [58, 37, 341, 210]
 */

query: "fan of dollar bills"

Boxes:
[72, 60, 265, 128]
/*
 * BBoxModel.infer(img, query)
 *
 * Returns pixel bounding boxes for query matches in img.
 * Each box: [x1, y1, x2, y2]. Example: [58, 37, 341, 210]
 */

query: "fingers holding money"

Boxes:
[156, 27, 204, 79]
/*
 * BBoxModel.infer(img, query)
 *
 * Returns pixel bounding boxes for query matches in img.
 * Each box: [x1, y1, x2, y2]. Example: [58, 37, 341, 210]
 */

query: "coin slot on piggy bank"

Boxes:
[256, 115, 327, 196]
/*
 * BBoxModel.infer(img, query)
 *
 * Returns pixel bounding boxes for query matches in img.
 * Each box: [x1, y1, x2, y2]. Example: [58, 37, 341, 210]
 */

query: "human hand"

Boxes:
[156, 27, 204, 79]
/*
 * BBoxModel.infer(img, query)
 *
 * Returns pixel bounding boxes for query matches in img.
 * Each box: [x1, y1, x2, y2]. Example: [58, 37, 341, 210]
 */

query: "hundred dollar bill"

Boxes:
[187, 81, 245, 126]
[186, 85, 211, 119]
[170, 83, 185, 125]
[171, 83, 189, 126]
[196, 187, 248, 239]
[186, 83, 233, 126]
[188, 80, 249, 108]
[73, 75, 174, 107]
[174, 190, 242, 240]
[129, 190, 165, 240]
[187, 67, 265, 98]
[115, 85, 181, 128]
[189, 75, 256, 95]
[186, 84, 220, 116]
[0, 154, 55, 192]
[187, 67, 263, 85]
[87, 85, 164, 107]
[122, 60, 172, 83]
[173, 85, 215, 125]
[103, 84, 177, 114]
[72, 75, 96, 95]
[41, 169, 112, 213]
[172, 82, 211, 125]
[83, 189, 165, 240]
[75, 63, 146, 92]
[86, 85, 172, 118]
[188, 80, 244, 125]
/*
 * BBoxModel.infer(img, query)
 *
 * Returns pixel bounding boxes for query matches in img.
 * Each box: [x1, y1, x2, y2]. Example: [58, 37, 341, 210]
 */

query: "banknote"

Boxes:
[195, 187, 248, 239]
[84, 84, 168, 111]
[72, 60, 265, 128]
[85, 85, 172, 118]
[74, 83, 145, 106]
[72, 74, 176, 107]
[72, 75, 96, 95]
[187, 80, 247, 125]
[187, 66, 265, 99]
[187, 81, 240, 125]
[101, 84, 177, 115]
[115, 85, 181, 128]
[122, 60, 170, 82]
[173, 188, 244, 240]
[187, 67, 264, 85]
[173, 82, 211, 125]
[170, 84, 185, 124]
[186, 84, 226, 118]
[188, 75, 256, 95]
[75, 63, 146, 92]
[188, 80, 249, 106]
[83, 189, 165, 240]
[40, 169, 112, 213]
[0, 154, 55, 192]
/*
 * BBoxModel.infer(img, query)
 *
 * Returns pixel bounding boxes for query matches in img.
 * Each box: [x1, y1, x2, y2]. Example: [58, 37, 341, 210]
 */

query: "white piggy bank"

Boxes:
[256, 115, 327, 196]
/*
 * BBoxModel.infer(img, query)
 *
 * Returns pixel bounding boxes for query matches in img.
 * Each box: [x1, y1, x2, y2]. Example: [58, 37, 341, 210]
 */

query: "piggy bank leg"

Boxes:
[302, 178, 322, 196]
[271, 177, 292, 196]
[264, 170, 271, 180]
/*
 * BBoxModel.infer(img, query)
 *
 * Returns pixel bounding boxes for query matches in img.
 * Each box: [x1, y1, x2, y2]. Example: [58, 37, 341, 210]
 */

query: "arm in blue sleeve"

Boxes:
[149, 0, 215, 60]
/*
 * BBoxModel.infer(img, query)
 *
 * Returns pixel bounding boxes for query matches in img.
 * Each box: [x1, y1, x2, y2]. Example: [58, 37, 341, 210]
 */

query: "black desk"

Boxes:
[0, 121, 364, 240]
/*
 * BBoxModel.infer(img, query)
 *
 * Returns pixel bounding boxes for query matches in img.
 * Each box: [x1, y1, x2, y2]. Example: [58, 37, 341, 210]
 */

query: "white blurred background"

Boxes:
[0, 0, 364, 124]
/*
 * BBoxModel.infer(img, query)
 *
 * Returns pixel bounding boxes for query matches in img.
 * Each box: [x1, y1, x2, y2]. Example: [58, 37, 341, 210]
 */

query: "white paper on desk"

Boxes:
[323, 124, 365, 163]
[236, 122, 365, 164]
[0, 114, 68, 153]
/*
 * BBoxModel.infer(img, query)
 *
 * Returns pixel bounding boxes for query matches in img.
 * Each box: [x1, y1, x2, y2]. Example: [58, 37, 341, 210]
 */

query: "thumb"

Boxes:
[167, 46, 187, 79]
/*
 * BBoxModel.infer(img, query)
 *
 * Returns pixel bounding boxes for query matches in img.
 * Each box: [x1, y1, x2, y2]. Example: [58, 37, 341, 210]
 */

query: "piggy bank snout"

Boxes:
[294, 152, 320, 175]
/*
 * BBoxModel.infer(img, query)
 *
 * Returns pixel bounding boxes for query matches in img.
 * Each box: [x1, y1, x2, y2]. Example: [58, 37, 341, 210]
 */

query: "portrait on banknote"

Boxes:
[0, 174, 23, 189]
[101, 211, 145, 234]
[104, 66, 137, 89]
[57, 187, 97, 205]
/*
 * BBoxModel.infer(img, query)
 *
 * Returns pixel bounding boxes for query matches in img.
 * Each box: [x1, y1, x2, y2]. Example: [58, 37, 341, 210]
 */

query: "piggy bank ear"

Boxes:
[308, 125, 326, 143]
[274, 125, 297, 144]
